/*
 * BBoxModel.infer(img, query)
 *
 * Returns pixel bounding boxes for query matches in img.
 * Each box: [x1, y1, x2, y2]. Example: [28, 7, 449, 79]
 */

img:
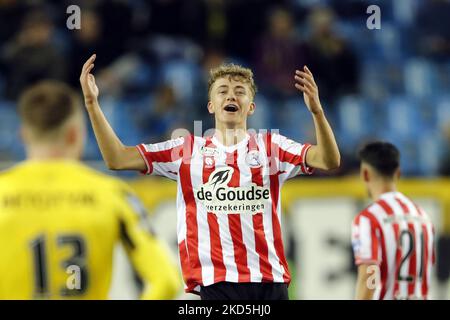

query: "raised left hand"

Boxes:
[294, 66, 323, 115]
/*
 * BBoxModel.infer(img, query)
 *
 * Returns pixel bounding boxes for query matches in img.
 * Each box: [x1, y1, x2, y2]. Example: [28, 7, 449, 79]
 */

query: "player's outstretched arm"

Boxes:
[294, 66, 340, 170]
[80, 54, 146, 171]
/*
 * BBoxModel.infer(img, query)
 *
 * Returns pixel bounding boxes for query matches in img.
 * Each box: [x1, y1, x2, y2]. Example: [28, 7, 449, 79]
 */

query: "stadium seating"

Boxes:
[0, 0, 448, 177]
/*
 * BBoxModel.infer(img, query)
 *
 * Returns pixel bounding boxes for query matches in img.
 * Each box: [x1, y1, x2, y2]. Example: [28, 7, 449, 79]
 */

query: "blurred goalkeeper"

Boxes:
[0, 81, 181, 299]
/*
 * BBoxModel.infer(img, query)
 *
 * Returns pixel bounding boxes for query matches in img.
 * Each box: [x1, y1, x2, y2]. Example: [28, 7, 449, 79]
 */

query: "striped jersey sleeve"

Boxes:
[352, 210, 381, 266]
[270, 133, 313, 179]
[136, 137, 185, 180]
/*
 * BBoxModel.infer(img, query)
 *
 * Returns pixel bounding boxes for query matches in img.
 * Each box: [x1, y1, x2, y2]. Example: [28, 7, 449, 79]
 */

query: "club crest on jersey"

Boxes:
[245, 150, 262, 168]
[204, 156, 215, 168]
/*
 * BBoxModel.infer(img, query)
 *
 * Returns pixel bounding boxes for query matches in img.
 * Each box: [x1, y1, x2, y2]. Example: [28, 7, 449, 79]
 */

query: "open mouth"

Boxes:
[224, 104, 239, 112]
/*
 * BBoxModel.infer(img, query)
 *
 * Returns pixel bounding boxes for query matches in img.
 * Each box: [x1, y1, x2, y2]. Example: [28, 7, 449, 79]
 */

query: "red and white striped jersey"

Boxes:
[136, 132, 313, 293]
[351, 192, 436, 300]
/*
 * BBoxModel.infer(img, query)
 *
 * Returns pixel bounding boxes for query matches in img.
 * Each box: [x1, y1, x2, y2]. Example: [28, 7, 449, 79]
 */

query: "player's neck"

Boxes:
[214, 123, 248, 146]
[27, 145, 79, 161]
[371, 180, 397, 201]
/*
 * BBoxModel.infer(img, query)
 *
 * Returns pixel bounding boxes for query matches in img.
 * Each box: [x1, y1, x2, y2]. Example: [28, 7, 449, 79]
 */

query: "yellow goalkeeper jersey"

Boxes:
[0, 160, 180, 299]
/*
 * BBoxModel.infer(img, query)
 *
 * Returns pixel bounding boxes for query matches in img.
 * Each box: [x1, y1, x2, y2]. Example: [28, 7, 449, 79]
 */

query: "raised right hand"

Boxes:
[80, 54, 99, 106]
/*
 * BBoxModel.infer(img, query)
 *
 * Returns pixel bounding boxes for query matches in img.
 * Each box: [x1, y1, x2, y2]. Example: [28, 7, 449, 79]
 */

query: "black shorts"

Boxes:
[199, 282, 289, 300]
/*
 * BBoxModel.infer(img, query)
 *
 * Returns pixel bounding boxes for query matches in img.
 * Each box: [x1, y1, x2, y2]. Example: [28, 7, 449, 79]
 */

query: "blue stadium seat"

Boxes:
[436, 95, 450, 132]
[375, 131, 419, 175]
[360, 62, 389, 100]
[278, 98, 315, 143]
[160, 60, 202, 103]
[404, 58, 441, 98]
[125, 61, 155, 93]
[375, 95, 442, 176]
[373, 22, 404, 62]
[247, 93, 271, 132]
[352, 29, 380, 61]
[83, 97, 140, 160]
[337, 95, 375, 146]
[416, 131, 444, 176]
[0, 101, 20, 160]
[112, 99, 141, 145]
[385, 95, 423, 139]
[391, 0, 419, 27]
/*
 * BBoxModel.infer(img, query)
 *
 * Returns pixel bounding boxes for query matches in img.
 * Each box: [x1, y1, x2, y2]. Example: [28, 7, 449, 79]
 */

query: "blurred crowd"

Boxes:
[0, 0, 449, 177]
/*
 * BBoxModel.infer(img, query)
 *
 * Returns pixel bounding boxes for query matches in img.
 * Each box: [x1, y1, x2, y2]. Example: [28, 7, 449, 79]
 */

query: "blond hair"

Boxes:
[208, 63, 257, 99]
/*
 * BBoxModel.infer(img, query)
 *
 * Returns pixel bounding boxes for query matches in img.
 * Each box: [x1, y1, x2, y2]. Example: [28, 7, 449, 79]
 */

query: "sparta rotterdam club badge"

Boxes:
[245, 150, 262, 168]
[204, 155, 215, 168]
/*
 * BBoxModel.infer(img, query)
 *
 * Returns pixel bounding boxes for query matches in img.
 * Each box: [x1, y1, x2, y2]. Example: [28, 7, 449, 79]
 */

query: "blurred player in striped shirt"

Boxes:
[80, 54, 340, 299]
[352, 142, 435, 300]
